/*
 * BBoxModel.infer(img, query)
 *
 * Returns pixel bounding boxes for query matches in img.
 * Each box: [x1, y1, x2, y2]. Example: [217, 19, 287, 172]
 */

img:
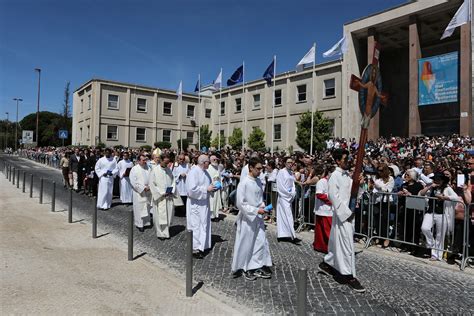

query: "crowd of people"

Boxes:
[13, 134, 474, 291]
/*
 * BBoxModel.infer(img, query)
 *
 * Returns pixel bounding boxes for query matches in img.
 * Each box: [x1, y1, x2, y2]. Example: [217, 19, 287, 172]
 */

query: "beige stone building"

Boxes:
[72, 0, 472, 149]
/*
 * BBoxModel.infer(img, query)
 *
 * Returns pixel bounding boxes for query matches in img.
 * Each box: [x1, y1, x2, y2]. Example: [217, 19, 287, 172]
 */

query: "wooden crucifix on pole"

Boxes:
[348, 42, 388, 211]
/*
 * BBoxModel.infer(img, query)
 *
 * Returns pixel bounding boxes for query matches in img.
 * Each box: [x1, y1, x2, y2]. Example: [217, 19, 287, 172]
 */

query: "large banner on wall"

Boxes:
[418, 51, 458, 106]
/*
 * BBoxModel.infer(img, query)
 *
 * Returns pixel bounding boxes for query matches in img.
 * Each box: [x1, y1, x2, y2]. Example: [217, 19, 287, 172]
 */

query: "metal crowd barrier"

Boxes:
[461, 203, 473, 270]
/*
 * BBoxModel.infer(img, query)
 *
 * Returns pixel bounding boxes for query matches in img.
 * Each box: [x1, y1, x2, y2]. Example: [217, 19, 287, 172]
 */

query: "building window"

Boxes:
[220, 130, 225, 137]
[163, 102, 172, 115]
[235, 98, 242, 113]
[274, 124, 281, 141]
[327, 119, 335, 137]
[107, 125, 118, 140]
[87, 125, 90, 140]
[186, 131, 194, 142]
[205, 108, 212, 118]
[108, 94, 119, 109]
[163, 129, 171, 142]
[136, 127, 146, 142]
[137, 98, 147, 112]
[297, 84, 307, 102]
[187, 105, 195, 118]
[253, 94, 260, 109]
[220, 101, 225, 116]
[88, 95, 92, 110]
[80, 99, 84, 113]
[274, 89, 282, 106]
[324, 78, 335, 97]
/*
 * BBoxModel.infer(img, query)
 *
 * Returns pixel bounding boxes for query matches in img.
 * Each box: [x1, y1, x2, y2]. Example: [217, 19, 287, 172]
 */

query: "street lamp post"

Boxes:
[35, 68, 41, 146]
[13, 98, 23, 152]
[5, 112, 9, 150]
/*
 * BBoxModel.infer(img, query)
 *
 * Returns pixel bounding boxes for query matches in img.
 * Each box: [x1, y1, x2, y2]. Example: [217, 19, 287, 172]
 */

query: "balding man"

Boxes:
[186, 154, 215, 258]
[208, 155, 222, 220]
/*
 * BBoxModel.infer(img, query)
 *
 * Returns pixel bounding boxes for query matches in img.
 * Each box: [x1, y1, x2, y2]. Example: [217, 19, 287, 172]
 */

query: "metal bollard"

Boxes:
[186, 230, 193, 297]
[22, 171, 26, 193]
[92, 195, 98, 238]
[8, 165, 11, 182]
[68, 188, 73, 223]
[16, 169, 19, 188]
[12, 167, 15, 185]
[128, 208, 134, 261]
[297, 268, 307, 316]
[51, 182, 56, 212]
[39, 178, 44, 204]
[29, 174, 33, 198]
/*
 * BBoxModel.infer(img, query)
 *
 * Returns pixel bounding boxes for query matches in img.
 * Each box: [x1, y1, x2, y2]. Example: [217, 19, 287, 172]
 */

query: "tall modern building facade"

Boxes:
[72, 0, 473, 149]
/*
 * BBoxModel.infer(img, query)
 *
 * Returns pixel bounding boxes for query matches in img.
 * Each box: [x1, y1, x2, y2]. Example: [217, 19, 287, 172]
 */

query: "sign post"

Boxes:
[58, 130, 68, 147]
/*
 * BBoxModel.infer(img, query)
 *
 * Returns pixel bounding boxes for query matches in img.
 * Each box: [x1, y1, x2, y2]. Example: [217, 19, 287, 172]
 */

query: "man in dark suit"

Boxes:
[70, 148, 82, 192]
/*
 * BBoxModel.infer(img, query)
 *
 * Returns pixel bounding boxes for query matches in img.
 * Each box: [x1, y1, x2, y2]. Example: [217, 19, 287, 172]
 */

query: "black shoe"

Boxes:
[157, 237, 166, 241]
[318, 262, 335, 277]
[136, 226, 144, 232]
[346, 278, 366, 293]
[232, 270, 243, 279]
[277, 237, 290, 243]
[243, 270, 257, 281]
[254, 268, 272, 279]
[192, 251, 204, 259]
[262, 266, 273, 274]
[291, 238, 302, 245]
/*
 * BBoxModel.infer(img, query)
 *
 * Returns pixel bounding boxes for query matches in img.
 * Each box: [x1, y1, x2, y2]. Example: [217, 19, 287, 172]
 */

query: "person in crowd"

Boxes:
[319, 148, 366, 293]
[172, 154, 189, 217]
[95, 148, 118, 210]
[60, 151, 71, 188]
[373, 163, 395, 248]
[313, 165, 334, 253]
[420, 162, 435, 186]
[129, 154, 153, 232]
[186, 154, 214, 259]
[208, 155, 223, 221]
[150, 153, 176, 240]
[117, 151, 133, 204]
[69, 148, 82, 192]
[419, 173, 459, 261]
[231, 157, 272, 280]
[276, 157, 301, 244]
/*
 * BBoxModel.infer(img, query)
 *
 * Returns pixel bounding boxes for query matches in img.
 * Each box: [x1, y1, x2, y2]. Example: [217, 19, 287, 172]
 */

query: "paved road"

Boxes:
[2, 154, 473, 315]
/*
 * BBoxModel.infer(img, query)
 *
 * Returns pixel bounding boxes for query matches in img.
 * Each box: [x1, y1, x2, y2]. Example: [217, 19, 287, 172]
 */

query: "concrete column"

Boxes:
[154, 91, 158, 143]
[285, 76, 291, 150]
[367, 27, 379, 140]
[264, 84, 269, 149]
[408, 15, 422, 136]
[125, 88, 131, 147]
[460, 22, 472, 136]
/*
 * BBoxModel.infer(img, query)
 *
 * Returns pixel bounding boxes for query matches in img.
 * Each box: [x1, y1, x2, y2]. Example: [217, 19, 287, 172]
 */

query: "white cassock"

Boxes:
[186, 165, 212, 252]
[231, 175, 272, 273]
[207, 164, 222, 219]
[95, 156, 118, 209]
[173, 163, 189, 197]
[276, 168, 296, 239]
[150, 165, 176, 238]
[324, 167, 356, 277]
[129, 164, 152, 228]
[117, 159, 133, 204]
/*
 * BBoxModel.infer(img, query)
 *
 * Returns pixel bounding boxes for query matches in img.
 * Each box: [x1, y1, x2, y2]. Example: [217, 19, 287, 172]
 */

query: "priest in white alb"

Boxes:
[318, 149, 365, 293]
[186, 154, 214, 259]
[231, 157, 272, 281]
[150, 153, 176, 240]
[129, 154, 153, 232]
[117, 151, 133, 204]
[207, 155, 222, 220]
[173, 154, 189, 216]
[276, 157, 301, 244]
[95, 148, 118, 210]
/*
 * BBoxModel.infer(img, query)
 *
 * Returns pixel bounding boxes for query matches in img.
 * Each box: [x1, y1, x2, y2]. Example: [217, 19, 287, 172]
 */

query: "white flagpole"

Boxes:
[218, 68, 222, 151]
[198, 74, 201, 152]
[309, 42, 316, 156]
[242, 61, 245, 152]
[271, 56, 276, 154]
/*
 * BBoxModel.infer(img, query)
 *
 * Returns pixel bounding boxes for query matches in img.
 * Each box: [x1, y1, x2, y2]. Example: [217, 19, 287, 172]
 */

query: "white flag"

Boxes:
[177, 80, 182, 101]
[441, 0, 471, 40]
[213, 69, 222, 90]
[323, 35, 348, 58]
[296, 45, 315, 71]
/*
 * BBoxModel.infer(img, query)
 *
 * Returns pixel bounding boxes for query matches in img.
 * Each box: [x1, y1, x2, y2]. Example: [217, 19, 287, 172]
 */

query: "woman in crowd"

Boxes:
[373, 163, 395, 248]
[60, 151, 71, 188]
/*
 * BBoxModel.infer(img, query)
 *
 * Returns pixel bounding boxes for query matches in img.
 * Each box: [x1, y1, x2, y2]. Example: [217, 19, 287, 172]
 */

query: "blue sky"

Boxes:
[0, 0, 406, 121]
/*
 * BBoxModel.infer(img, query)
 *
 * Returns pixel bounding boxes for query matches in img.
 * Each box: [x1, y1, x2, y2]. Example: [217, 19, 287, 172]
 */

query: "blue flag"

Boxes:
[194, 79, 200, 92]
[263, 59, 274, 85]
[227, 65, 243, 86]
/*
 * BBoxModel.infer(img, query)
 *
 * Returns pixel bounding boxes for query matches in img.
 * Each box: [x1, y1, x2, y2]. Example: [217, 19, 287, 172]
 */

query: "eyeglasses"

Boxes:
[377, 169, 383, 172]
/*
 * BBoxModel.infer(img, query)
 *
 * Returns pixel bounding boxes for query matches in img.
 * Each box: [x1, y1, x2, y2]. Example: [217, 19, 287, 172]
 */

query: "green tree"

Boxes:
[199, 124, 212, 149]
[295, 111, 332, 153]
[19, 111, 72, 147]
[228, 127, 243, 150]
[154, 141, 172, 149]
[177, 139, 190, 152]
[211, 134, 226, 149]
[247, 127, 266, 151]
